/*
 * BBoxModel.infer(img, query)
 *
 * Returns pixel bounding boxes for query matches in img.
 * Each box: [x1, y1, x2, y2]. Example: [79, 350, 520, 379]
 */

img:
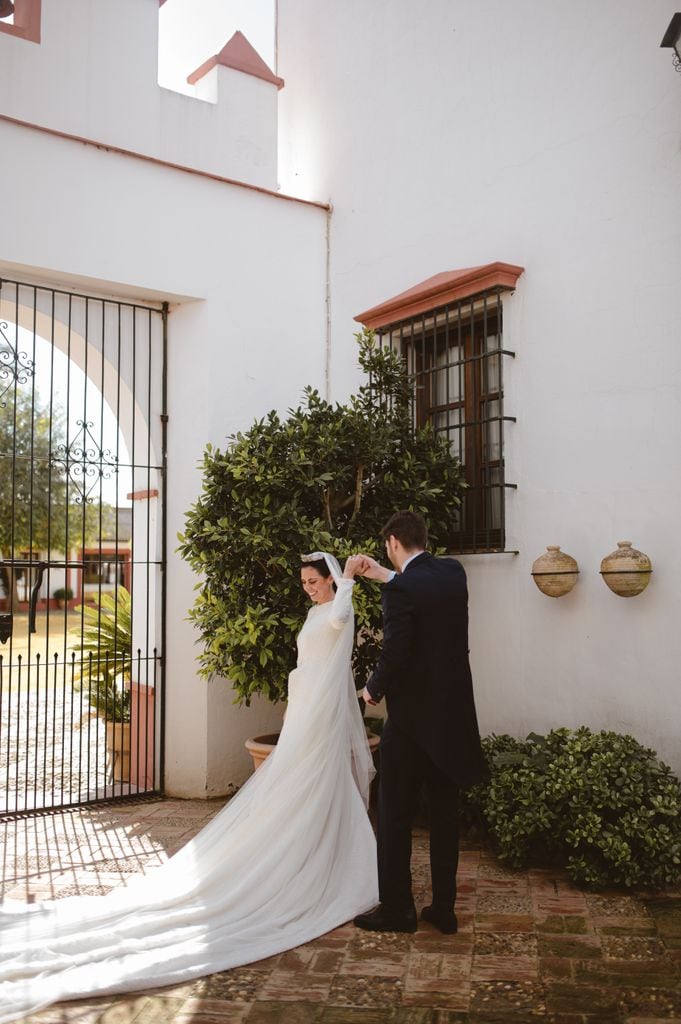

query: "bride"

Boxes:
[0, 553, 378, 1023]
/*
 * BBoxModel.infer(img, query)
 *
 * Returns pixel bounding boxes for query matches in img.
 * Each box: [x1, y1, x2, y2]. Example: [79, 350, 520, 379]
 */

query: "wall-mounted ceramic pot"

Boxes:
[531, 546, 579, 597]
[600, 541, 652, 597]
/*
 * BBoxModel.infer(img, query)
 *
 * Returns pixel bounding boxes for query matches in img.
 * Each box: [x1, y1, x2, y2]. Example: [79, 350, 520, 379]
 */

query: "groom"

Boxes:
[354, 510, 486, 934]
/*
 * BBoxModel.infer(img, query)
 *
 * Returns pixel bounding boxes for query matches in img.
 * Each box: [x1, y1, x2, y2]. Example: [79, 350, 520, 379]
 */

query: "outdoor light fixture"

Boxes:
[0, 0, 14, 20]
[661, 13, 681, 72]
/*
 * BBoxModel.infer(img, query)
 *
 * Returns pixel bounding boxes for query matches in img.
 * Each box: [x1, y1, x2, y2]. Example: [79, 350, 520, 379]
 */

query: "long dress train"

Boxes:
[0, 573, 378, 1023]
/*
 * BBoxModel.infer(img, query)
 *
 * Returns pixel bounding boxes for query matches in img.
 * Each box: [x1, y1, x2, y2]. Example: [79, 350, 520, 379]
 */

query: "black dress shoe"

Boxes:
[354, 905, 417, 933]
[420, 905, 458, 934]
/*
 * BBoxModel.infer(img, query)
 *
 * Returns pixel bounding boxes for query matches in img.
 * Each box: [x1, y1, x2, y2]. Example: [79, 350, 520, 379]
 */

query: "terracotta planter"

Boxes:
[245, 732, 281, 771]
[531, 545, 579, 598]
[600, 541, 652, 597]
[105, 720, 131, 782]
[129, 681, 155, 789]
[245, 731, 381, 773]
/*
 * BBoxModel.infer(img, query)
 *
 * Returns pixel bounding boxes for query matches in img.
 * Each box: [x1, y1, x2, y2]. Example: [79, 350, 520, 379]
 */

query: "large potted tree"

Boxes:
[179, 331, 467, 767]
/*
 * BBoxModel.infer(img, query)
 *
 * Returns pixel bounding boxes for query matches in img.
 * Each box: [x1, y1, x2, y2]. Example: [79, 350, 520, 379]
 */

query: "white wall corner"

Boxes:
[185, 63, 279, 188]
[205, 679, 284, 797]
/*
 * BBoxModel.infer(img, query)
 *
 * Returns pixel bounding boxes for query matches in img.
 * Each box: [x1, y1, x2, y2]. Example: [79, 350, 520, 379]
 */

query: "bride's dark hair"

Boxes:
[300, 557, 336, 591]
[300, 557, 331, 578]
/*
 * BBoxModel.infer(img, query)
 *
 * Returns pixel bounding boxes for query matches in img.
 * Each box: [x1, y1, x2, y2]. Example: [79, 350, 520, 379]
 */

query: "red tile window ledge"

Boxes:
[0, 0, 41, 44]
[127, 489, 159, 502]
[354, 261, 525, 330]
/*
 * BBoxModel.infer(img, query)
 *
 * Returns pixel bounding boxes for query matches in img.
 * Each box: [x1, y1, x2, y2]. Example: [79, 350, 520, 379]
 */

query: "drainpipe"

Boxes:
[325, 204, 333, 400]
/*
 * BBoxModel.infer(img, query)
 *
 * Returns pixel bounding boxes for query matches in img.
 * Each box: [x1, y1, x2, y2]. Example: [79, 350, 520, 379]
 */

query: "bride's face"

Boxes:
[301, 567, 334, 604]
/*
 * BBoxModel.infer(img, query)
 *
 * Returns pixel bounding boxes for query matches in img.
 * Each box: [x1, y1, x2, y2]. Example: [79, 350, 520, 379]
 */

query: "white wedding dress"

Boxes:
[0, 560, 378, 1023]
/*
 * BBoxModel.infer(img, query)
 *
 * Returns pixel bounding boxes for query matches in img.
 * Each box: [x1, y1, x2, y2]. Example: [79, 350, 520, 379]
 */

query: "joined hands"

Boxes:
[342, 554, 371, 579]
[342, 554, 392, 583]
[356, 554, 393, 584]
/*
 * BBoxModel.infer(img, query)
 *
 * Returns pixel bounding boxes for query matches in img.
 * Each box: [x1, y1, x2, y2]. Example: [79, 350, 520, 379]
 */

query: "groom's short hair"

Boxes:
[381, 510, 428, 551]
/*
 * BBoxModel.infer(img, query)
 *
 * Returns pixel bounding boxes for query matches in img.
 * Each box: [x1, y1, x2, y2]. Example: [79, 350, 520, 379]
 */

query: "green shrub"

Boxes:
[460, 727, 681, 889]
[53, 586, 74, 601]
[458, 732, 526, 833]
[178, 330, 465, 705]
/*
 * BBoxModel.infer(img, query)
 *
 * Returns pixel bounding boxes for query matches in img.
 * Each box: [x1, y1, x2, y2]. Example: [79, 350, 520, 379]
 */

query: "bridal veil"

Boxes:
[0, 552, 378, 1022]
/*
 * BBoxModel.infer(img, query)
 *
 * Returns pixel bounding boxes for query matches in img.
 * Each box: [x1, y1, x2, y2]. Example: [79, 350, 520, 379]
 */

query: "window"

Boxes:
[83, 554, 126, 590]
[355, 262, 523, 554]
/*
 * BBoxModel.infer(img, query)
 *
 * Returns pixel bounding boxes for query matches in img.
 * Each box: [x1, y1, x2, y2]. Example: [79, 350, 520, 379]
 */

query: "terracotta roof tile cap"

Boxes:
[187, 30, 284, 90]
[354, 261, 525, 329]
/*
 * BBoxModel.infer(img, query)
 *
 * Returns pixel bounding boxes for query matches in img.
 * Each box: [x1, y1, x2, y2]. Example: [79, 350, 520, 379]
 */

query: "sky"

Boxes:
[158, 0, 275, 97]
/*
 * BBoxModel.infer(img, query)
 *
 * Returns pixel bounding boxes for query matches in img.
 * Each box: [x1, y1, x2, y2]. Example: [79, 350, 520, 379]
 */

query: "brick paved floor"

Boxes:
[2, 797, 681, 1023]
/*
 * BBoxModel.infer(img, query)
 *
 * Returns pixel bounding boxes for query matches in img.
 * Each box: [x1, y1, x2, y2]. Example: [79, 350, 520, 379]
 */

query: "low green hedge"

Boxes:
[459, 727, 681, 889]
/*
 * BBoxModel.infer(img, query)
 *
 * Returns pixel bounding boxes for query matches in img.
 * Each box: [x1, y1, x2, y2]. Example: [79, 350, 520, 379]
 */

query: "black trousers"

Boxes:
[377, 717, 460, 915]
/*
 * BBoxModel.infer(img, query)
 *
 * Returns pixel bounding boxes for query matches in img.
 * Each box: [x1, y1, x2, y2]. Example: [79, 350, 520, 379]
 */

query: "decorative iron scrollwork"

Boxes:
[0, 321, 35, 408]
[50, 419, 119, 504]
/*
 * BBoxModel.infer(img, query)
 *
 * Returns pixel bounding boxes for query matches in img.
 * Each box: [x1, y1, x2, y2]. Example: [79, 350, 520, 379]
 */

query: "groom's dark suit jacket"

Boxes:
[366, 552, 486, 788]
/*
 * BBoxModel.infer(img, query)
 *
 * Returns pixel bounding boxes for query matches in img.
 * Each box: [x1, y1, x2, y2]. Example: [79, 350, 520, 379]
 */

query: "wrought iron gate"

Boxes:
[0, 277, 167, 817]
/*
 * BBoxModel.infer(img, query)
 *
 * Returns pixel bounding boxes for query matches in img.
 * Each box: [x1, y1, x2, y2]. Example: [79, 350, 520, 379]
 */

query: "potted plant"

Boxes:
[71, 587, 132, 782]
[179, 330, 467, 769]
[53, 585, 74, 610]
[245, 723, 382, 773]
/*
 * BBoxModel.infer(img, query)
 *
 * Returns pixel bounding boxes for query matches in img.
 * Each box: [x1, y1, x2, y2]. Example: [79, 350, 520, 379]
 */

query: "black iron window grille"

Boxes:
[377, 288, 516, 553]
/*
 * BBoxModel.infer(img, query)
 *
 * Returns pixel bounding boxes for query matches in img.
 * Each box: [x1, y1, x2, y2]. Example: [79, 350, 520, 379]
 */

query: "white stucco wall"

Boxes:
[2, 0, 680, 795]
[0, 0, 328, 795]
[277, 1, 681, 772]
[0, 0, 279, 188]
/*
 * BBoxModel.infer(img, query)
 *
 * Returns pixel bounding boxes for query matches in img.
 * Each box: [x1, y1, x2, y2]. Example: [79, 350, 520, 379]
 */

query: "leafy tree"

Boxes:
[0, 387, 125, 600]
[82, 501, 130, 543]
[179, 330, 466, 705]
[0, 388, 69, 554]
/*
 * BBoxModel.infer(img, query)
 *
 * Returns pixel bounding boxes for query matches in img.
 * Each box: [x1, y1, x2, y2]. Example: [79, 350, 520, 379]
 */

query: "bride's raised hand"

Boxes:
[343, 554, 368, 579]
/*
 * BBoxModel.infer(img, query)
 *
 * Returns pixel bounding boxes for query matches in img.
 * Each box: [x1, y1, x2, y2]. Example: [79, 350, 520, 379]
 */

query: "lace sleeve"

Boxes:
[328, 578, 355, 630]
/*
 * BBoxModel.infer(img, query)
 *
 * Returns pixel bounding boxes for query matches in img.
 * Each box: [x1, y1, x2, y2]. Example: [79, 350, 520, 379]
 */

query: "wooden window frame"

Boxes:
[355, 262, 522, 554]
[385, 295, 510, 553]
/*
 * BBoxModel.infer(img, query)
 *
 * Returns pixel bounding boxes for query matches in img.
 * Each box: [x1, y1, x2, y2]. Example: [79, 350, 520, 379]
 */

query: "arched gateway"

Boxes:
[0, 276, 167, 816]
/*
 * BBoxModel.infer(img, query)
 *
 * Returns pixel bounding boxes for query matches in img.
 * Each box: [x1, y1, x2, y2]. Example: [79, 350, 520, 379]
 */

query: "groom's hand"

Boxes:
[357, 554, 393, 584]
[343, 554, 370, 579]
[361, 686, 378, 706]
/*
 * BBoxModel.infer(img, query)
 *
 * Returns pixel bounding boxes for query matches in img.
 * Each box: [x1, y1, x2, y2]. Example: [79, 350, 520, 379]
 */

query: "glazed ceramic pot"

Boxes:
[531, 545, 579, 598]
[600, 541, 652, 597]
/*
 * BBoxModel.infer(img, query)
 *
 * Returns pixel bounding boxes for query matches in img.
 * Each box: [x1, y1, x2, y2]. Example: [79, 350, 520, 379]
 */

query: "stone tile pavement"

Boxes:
[2, 797, 681, 1023]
